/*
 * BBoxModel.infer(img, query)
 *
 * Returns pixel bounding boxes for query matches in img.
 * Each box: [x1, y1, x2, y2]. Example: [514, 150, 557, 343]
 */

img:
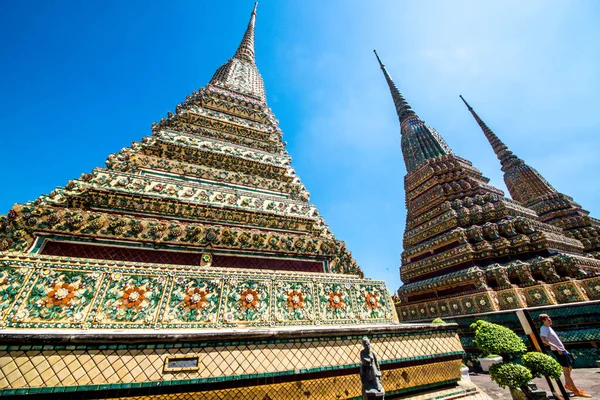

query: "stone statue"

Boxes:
[360, 337, 384, 399]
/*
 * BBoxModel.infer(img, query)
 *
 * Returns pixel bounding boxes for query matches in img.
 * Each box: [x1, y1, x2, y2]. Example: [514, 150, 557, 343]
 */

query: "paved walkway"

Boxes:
[470, 368, 600, 399]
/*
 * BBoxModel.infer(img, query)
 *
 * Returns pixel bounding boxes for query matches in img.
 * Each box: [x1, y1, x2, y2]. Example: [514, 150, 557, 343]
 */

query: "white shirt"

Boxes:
[540, 325, 566, 352]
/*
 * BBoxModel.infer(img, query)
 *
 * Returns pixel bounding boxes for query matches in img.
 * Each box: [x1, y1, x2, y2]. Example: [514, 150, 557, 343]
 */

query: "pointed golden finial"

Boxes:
[234, 3, 258, 62]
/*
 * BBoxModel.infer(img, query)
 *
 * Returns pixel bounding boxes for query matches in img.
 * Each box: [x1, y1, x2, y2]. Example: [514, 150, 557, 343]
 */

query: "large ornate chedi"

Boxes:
[374, 51, 600, 322]
[460, 95, 600, 258]
[0, 6, 486, 400]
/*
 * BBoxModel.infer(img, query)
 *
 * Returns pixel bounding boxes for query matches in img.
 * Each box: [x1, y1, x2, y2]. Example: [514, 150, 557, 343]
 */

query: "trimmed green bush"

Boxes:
[522, 352, 562, 379]
[431, 318, 446, 324]
[470, 320, 527, 357]
[489, 362, 532, 389]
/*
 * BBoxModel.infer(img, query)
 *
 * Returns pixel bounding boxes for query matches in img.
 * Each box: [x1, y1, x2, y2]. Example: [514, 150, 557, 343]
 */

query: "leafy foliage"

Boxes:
[431, 318, 446, 324]
[470, 320, 527, 356]
[489, 363, 532, 389]
[522, 352, 562, 379]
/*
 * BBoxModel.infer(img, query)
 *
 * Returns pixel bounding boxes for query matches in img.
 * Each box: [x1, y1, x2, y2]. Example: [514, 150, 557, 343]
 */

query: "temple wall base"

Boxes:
[0, 324, 488, 399]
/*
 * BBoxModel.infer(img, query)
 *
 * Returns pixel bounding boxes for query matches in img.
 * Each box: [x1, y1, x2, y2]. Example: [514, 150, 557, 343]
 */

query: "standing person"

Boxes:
[539, 314, 591, 398]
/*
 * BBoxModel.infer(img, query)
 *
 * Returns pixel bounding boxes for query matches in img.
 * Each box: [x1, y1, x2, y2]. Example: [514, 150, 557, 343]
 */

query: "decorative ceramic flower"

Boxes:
[175, 276, 186, 285]
[184, 287, 208, 309]
[131, 223, 143, 233]
[563, 289, 572, 296]
[117, 177, 129, 186]
[364, 292, 379, 310]
[90, 219, 104, 229]
[14, 309, 29, 321]
[452, 304, 459, 310]
[328, 291, 345, 309]
[441, 305, 447, 311]
[402, 311, 407, 316]
[240, 288, 259, 309]
[73, 312, 85, 322]
[47, 214, 60, 225]
[91, 271, 102, 281]
[479, 300, 486, 306]
[111, 272, 123, 281]
[430, 307, 435, 313]
[238, 234, 249, 243]
[152, 184, 164, 192]
[225, 312, 234, 322]
[533, 293, 542, 300]
[47, 282, 76, 307]
[465, 302, 472, 308]
[40, 268, 53, 277]
[287, 290, 305, 309]
[507, 297, 514, 303]
[94, 312, 105, 322]
[184, 188, 195, 197]
[122, 286, 146, 308]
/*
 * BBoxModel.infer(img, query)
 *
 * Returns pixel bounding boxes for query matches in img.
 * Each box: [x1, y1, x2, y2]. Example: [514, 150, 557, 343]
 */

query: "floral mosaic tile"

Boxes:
[0, 255, 396, 330]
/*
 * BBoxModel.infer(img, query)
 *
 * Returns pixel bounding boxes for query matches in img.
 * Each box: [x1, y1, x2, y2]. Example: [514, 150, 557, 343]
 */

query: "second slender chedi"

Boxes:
[374, 50, 600, 321]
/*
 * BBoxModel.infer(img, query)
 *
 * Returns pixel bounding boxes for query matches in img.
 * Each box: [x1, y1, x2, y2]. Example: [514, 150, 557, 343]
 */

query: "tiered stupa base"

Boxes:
[0, 254, 487, 399]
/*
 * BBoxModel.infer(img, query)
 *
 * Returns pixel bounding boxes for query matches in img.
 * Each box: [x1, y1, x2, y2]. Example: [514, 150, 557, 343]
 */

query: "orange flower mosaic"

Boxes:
[240, 288, 259, 309]
[364, 292, 380, 310]
[122, 286, 146, 308]
[287, 290, 305, 309]
[328, 291, 345, 309]
[47, 282, 76, 307]
[184, 287, 207, 309]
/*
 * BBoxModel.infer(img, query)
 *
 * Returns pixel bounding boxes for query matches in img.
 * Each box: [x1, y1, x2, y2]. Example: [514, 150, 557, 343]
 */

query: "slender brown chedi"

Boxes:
[0, 6, 488, 400]
[374, 51, 600, 322]
[460, 95, 600, 258]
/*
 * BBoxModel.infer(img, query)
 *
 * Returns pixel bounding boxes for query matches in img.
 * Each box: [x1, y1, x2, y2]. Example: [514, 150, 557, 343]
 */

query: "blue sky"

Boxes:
[1, 1, 599, 292]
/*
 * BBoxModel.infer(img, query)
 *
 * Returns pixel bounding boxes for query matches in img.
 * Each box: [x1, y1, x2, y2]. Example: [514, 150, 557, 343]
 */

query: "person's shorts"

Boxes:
[552, 350, 573, 368]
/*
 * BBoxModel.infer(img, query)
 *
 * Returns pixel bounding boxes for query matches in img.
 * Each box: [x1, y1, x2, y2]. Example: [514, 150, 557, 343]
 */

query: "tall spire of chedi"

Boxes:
[374, 50, 452, 172]
[459, 95, 600, 257]
[459, 95, 555, 202]
[234, 2, 258, 62]
[375, 54, 600, 322]
[211, 2, 265, 101]
[460, 95, 600, 256]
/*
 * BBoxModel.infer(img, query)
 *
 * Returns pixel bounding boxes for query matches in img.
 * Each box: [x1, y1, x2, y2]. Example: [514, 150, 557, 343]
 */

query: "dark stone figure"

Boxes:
[360, 337, 385, 399]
